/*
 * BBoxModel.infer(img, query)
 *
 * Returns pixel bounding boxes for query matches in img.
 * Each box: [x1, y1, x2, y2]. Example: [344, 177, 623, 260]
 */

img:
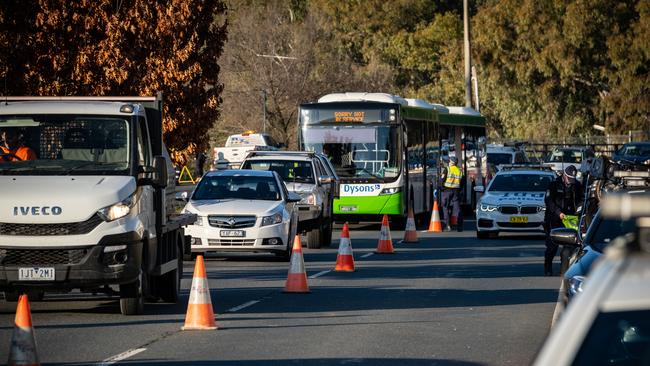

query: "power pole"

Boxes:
[463, 0, 472, 108]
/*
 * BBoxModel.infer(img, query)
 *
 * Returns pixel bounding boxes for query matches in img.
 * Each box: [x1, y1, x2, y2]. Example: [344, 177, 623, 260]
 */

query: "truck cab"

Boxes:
[0, 96, 194, 315]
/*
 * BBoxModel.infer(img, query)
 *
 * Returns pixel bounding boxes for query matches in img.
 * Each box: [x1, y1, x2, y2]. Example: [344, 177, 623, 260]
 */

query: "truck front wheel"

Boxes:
[119, 274, 144, 315]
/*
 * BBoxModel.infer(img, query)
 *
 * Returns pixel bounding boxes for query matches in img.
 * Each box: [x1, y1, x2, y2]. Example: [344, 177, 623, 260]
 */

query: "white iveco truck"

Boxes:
[0, 96, 195, 315]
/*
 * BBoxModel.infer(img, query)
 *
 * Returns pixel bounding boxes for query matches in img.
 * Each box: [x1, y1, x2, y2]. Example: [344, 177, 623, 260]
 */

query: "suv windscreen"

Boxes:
[193, 175, 281, 201]
[242, 160, 314, 184]
[488, 173, 554, 192]
[487, 153, 513, 165]
[586, 216, 637, 252]
[548, 149, 582, 163]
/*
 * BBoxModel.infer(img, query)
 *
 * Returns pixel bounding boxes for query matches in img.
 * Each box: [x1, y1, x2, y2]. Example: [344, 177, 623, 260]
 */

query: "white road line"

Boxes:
[309, 269, 332, 279]
[551, 279, 567, 327]
[96, 348, 146, 366]
[360, 253, 374, 259]
[227, 300, 261, 313]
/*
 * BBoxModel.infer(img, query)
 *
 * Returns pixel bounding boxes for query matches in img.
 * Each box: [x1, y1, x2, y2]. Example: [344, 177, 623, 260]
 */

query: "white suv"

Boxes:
[475, 166, 556, 238]
[487, 144, 528, 171]
[241, 151, 339, 249]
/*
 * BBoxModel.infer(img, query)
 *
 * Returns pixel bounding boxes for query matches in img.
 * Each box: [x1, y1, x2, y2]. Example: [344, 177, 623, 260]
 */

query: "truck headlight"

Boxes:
[479, 203, 497, 212]
[261, 212, 283, 226]
[97, 194, 135, 222]
[380, 187, 400, 195]
[300, 193, 316, 205]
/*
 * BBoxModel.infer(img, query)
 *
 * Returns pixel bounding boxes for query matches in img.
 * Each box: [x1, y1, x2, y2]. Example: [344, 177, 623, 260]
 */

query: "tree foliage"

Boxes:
[0, 0, 227, 164]
[216, 0, 393, 148]
[473, 0, 649, 139]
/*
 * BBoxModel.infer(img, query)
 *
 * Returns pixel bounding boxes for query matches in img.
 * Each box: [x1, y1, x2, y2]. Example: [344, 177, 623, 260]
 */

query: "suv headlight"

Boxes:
[261, 212, 283, 226]
[380, 187, 401, 195]
[97, 194, 136, 222]
[299, 193, 316, 205]
[479, 203, 498, 212]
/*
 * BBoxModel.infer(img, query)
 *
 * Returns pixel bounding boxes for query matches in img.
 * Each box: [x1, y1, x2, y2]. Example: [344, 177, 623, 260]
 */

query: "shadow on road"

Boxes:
[48, 358, 486, 366]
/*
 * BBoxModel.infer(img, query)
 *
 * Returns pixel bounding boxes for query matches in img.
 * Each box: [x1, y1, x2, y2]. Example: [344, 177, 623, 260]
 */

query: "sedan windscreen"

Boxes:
[193, 175, 281, 201]
[488, 174, 554, 192]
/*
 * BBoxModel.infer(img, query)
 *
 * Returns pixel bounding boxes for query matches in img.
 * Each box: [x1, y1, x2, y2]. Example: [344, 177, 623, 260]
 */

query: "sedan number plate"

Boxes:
[220, 230, 245, 237]
[510, 216, 529, 223]
[19, 267, 55, 281]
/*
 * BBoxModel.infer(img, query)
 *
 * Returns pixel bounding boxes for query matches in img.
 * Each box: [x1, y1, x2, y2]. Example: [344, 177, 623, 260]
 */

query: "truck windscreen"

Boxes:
[0, 115, 130, 175]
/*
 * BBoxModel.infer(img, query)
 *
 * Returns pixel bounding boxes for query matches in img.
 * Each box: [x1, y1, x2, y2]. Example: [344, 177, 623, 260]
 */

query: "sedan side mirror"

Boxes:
[175, 191, 189, 202]
[550, 228, 580, 247]
[287, 192, 302, 203]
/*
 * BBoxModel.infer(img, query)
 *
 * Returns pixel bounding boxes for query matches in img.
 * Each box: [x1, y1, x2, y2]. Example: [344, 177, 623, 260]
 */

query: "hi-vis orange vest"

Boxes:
[444, 165, 462, 189]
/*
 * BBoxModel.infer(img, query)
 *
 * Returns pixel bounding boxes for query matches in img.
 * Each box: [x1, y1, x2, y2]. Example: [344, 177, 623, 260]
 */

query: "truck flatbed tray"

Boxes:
[164, 213, 197, 232]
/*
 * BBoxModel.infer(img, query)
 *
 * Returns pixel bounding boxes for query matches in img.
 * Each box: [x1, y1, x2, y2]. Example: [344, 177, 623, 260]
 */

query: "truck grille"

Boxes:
[0, 215, 103, 236]
[0, 248, 89, 265]
[208, 216, 257, 229]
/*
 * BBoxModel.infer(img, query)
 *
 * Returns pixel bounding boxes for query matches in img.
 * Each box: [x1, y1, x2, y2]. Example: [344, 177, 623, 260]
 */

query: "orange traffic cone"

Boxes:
[401, 207, 419, 243]
[284, 235, 310, 293]
[376, 214, 395, 254]
[182, 255, 217, 330]
[428, 199, 443, 233]
[8, 294, 39, 366]
[335, 223, 355, 271]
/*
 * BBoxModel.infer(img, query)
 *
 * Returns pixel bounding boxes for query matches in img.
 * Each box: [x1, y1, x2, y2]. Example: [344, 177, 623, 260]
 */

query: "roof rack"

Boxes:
[499, 164, 555, 171]
[245, 150, 317, 158]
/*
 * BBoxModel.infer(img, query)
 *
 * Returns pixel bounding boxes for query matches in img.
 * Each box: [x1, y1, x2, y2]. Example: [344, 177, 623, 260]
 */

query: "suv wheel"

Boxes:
[306, 228, 322, 249]
[319, 216, 333, 247]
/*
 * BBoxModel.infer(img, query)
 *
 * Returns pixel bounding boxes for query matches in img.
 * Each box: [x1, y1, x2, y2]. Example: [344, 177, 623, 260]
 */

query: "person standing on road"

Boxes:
[195, 151, 207, 180]
[441, 156, 463, 231]
[543, 165, 583, 276]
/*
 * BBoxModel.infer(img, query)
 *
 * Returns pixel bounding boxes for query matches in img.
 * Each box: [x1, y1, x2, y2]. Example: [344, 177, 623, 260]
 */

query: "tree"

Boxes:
[0, 0, 227, 164]
[216, 0, 393, 149]
[473, 0, 649, 139]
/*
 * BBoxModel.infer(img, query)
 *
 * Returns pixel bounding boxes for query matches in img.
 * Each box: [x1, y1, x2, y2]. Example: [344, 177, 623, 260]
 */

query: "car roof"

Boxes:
[204, 169, 276, 177]
[494, 168, 556, 176]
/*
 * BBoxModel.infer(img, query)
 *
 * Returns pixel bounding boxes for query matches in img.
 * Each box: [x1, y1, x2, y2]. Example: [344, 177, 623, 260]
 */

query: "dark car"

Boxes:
[562, 210, 636, 301]
[612, 141, 650, 165]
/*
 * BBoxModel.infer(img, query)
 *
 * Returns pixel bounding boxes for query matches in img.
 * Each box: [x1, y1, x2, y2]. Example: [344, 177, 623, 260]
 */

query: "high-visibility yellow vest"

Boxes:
[444, 165, 462, 188]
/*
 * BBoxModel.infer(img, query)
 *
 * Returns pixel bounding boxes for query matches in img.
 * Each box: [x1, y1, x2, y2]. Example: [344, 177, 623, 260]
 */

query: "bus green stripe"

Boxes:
[333, 192, 403, 215]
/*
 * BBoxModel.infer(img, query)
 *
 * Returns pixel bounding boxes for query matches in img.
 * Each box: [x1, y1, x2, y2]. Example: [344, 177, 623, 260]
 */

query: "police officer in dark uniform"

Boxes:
[544, 165, 583, 276]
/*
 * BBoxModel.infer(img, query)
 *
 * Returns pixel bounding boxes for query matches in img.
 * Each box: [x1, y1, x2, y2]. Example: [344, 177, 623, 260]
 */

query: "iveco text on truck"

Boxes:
[0, 96, 195, 315]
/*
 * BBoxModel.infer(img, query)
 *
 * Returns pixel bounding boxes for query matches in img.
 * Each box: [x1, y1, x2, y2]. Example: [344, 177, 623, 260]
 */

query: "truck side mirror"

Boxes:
[138, 155, 168, 188]
[550, 228, 580, 247]
[152, 155, 168, 188]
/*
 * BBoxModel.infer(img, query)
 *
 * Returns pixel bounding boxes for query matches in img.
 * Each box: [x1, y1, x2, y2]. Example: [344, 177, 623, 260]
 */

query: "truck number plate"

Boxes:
[19, 267, 55, 281]
[220, 230, 245, 237]
[510, 216, 528, 223]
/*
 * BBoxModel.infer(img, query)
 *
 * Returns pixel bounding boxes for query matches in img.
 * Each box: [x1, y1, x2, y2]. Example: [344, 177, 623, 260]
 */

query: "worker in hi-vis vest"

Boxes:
[441, 156, 463, 231]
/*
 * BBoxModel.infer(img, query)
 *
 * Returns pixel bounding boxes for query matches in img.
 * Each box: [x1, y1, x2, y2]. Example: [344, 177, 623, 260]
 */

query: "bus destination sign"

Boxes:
[334, 111, 365, 122]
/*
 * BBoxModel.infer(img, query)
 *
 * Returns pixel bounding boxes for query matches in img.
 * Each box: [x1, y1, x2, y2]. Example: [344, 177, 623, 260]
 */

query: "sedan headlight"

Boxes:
[299, 193, 316, 205]
[568, 276, 585, 297]
[537, 206, 546, 213]
[479, 203, 498, 212]
[97, 194, 136, 222]
[261, 212, 283, 226]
